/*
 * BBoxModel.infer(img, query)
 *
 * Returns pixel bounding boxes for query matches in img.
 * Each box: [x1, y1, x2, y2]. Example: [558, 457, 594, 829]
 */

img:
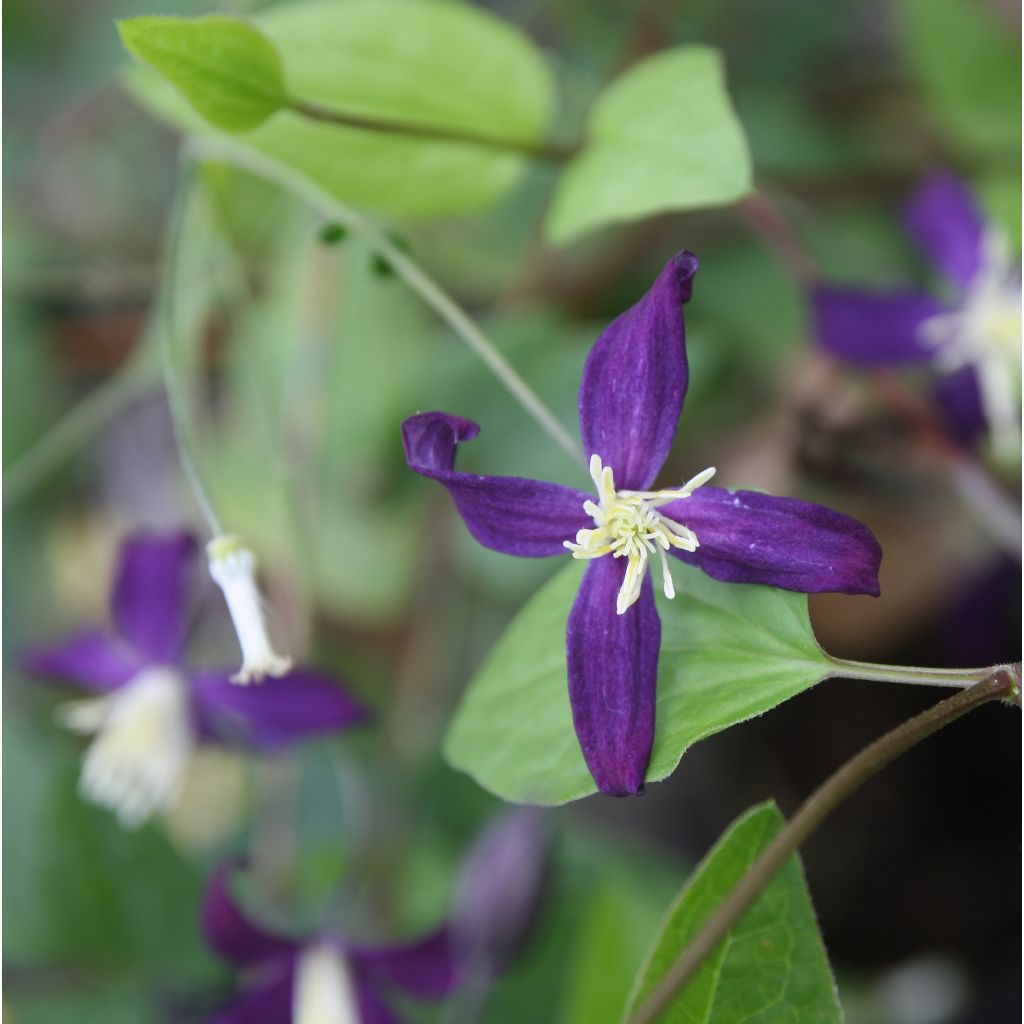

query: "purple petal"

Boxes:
[578, 252, 698, 490]
[190, 668, 371, 751]
[201, 863, 297, 967]
[662, 486, 882, 595]
[402, 412, 589, 557]
[348, 926, 459, 999]
[21, 628, 142, 692]
[904, 170, 985, 289]
[112, 531, 197, 664]
[933, 366, 986, 447]
[812, 287, 946, 365]
[565, 558, 659, 797]
[452, 808, 550, 973]
[354, 977, 403, 1024]
[210, 959, 295, 1024]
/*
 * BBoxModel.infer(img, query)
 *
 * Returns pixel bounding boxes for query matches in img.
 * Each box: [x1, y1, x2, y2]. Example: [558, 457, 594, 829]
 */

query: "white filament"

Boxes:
[293, 943, 361, 1024]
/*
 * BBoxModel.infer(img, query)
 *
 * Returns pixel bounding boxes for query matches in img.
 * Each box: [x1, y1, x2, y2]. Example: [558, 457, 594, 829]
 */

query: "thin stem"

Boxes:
[288, 98, 578, 163]
[158, 174, 224, 536]
[825, 656, 1001, 690]
[185, 139, 586, 468]
[628, 667, 1020, 1024]
[3, 348, 159, 507]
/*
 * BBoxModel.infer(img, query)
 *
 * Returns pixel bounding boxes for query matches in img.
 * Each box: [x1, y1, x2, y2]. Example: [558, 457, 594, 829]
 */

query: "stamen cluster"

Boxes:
[565, 454, 716, 614]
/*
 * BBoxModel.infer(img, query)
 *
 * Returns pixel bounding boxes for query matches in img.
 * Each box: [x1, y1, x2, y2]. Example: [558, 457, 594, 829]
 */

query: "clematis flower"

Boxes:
[201, 862, 460, 1024]
[23, 531, 368, 827]
[402, 251, 881, 797]
[812, 170, 1022, 454]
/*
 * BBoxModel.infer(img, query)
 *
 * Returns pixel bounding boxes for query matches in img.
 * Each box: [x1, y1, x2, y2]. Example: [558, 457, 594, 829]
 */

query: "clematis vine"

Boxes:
[813, 170, 1022, 456]
[402, 251, 882, 797]
[23, 531, 368, 827]
[201, 862, 460, 1024]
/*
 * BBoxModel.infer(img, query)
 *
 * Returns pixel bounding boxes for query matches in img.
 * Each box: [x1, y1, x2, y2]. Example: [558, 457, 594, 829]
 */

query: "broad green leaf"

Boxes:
[124, 0, 555, 218]
[898, 0, 1021, 158]
[117, 16, 287, 132]
[624, 803, 841, 1023]
[546, 47, 752, 244]
[443, 561, 833, 804]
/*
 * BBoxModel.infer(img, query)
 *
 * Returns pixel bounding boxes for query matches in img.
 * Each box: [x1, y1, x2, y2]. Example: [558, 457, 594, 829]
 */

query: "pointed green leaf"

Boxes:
[547, 47, 752, 244]
[624, 802, 842, 1023]
[122, 0, 555, 218]
[117, 16, 287, 132]
[443, 560, 833, 804]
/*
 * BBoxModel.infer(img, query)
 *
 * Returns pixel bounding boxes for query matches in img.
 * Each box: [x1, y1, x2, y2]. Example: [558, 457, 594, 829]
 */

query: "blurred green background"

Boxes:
[4, 1, 1020, 1022]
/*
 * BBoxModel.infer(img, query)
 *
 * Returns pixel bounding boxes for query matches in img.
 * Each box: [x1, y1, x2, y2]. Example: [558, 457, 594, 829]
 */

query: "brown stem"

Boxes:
[629, 666, 1021, 1024]
[288, 99, 577, 163]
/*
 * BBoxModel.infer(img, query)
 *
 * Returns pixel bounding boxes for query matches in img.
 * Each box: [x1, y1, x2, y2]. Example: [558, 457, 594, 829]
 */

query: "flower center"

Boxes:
[58, 666, 193, 828]
[918, 228, 1022, 453]
[293, 943, 360, 1024]
[565, 454, 716, 614]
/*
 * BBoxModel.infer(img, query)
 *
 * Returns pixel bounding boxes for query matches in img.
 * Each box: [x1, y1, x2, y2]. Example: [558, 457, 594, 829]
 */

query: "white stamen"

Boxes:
[566, 455, 715, 614]
[917, 226, 1022, 456]
[207, 535, 292, 685]
[293, 943, 361, 1024]
[57, 666, 193, 828]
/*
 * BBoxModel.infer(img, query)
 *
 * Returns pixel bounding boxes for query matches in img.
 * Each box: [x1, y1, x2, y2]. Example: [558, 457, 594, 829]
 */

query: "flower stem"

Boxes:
[289, 98, 578, 163]
[628, 666, 1020, 1024]
[185, 139, 587, 469]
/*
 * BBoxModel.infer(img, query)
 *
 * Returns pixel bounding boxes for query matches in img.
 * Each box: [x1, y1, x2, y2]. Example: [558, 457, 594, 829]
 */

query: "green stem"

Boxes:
[185, 139, 586, 468]
[825, 656, 1001, 690]
[3, 348, 159, 508]
[288, 98, 578, 163]
[628, 666, 1020, 1024]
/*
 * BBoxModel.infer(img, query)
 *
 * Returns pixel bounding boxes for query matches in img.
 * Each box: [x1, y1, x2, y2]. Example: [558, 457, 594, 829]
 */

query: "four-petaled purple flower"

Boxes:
[402, 251, 882, 797]
[201, 862, 460, 1023]
[23, 531, 369, 827]
[813, 170, 1021, 454]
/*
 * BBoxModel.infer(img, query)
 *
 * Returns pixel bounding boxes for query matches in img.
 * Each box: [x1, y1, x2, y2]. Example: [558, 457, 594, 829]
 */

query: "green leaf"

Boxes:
[624, 802, 841, 1023]
[123, 0, 555, 218]
[443, 560, 832, 804]
[546, 47, 752, 244]
[117, 16, 287, 132]
[898, 0, 1021, 158]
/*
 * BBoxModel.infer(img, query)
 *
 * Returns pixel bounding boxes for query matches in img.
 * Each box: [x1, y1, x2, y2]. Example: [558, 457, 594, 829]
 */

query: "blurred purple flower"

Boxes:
[202, 863, 459, 1023]
[813, 170, 1021, 452]
[22, 531, 369, 827]
[402, 251, 881, 797]
[451, 808, 551, 979]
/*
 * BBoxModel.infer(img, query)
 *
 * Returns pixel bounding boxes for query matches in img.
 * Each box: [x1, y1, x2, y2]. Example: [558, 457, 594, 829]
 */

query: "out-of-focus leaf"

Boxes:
[444, 562, 832, 805]
[899, 0, 1021, 158]
[546, 47, 752, 244]
[623, 802, 841, 1023]
[117, 16, 287, 132]
[124, 0, 555, 218]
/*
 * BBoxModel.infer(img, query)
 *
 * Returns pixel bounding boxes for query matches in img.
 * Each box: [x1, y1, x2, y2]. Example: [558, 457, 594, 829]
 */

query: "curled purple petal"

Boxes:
[347, 926, 458, 999]
[402, 412, 589, 557]
[812, 287, 945, 365]
[578, 252, 698, 490]
[190, 668, 371, 751]
[201, 862, 298, 967]
[904, 170, 985, 289]
[933, 365, 986, 448]
[662, 486, 882, 595]
[451, 808, 550, 974]
[566, 558, 659, 796]
[354, 976, 404, 1024]
[112, 531, 197, 664]
[21, 628, 142, 692]
[210, 959, 295, 1024]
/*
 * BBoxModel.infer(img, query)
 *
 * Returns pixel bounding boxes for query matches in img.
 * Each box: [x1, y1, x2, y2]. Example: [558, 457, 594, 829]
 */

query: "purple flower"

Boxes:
[22, 531, 369, 827]
[813, 170, 1021, 452]
[402, 251, 882, 797]
[201, 862, 459, 1023]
